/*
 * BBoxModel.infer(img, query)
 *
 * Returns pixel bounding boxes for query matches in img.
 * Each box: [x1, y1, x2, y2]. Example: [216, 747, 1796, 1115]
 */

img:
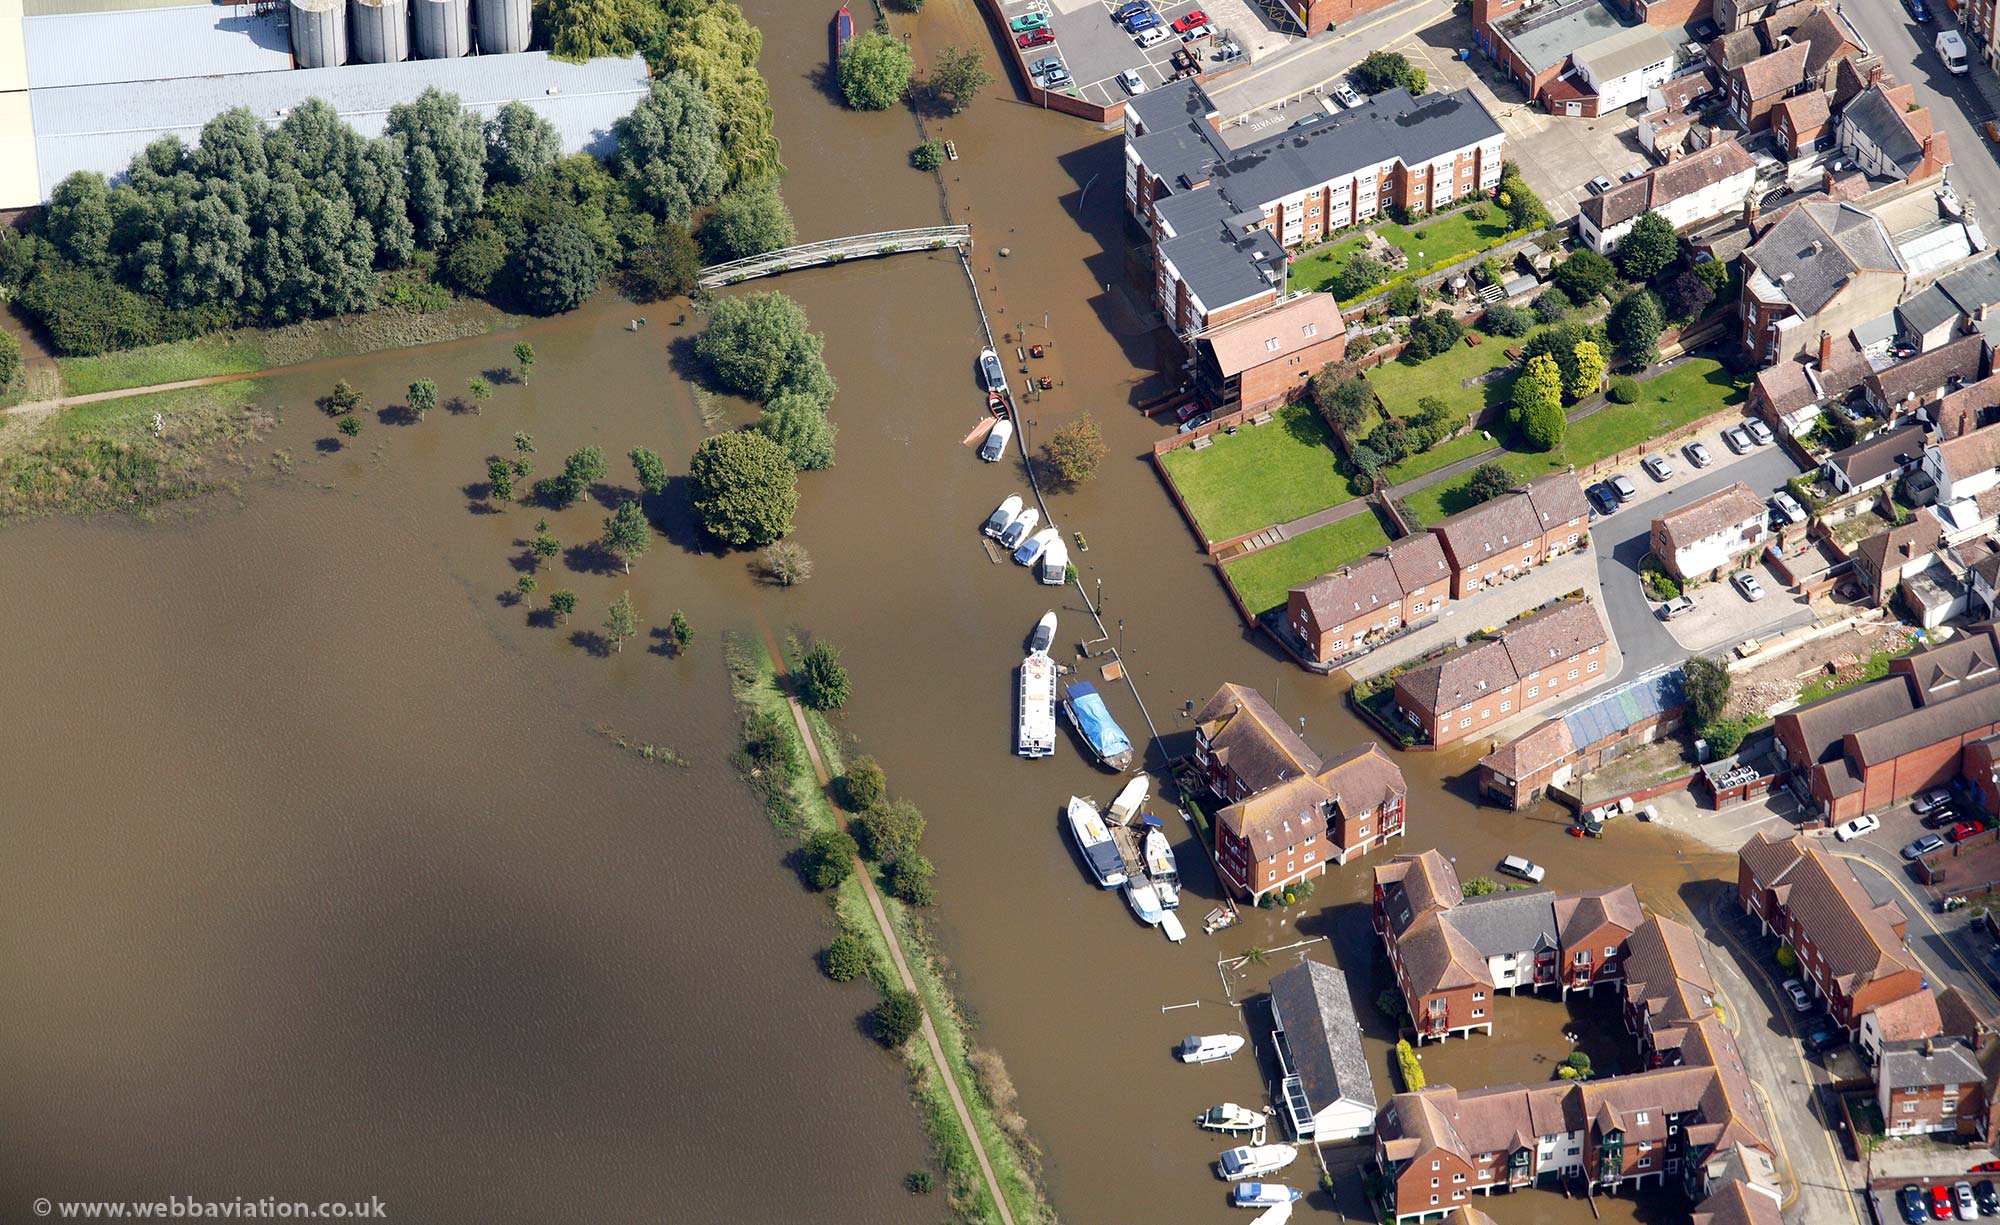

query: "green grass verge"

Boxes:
[1223, 511, 1392, 615]
[58, 335, 271, 397]
[1158, 402, 1356, 542]
[1366, 322, 1554, 421]
[728, 635, 1051, 1225]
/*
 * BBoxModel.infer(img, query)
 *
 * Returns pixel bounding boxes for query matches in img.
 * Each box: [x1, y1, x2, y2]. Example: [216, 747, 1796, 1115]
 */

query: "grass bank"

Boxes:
[0, 380, 270, 522]
[1223, 511, 1392, 615]
[726, 634, 1052, 1225]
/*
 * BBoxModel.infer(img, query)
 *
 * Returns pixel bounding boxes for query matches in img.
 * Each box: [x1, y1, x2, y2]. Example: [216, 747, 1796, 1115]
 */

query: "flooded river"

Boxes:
[0, 3, 1730, 1222]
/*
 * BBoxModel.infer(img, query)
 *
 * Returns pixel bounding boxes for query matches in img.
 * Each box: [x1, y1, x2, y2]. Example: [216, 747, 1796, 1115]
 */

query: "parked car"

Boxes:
[1609, 473, 1637, 502]
[1333, 82, 1364, 108]
[1805, 1025, 1845, 1054]
[1781, 978, 1812, 1011]
[1588, 175, 1615, 194]
[1010, 11, 1050, 31]
[1923, 808, 1964, 830]
[1973, 1180, 1997, 1215]
[1588, 483, 1620, 515]
[1685, 440, 1713, 468]
[1290, 111, 1324, 129]
[1029, 55, 1062, 75]
[1116, 68, 1147, 94]
[1906, 1185, 1935, 1225]
[1125, 8, 1163, 31]
[1178, 410, 1213, 433]
[1949, 820, 1983, 844]
[1722, 425, 1753, 453]
[1179, 20, 1212, 40]
[1134, 24, 1169, 45]
[1904, 833, 1947, 860]
[1955, 1182, 1977, 1221]
[1746, 418, 1775, 445]
[1906, 0, 1933, 21]
[1040, 65, 1072, 86]
[1113, 1, 1149, 17]
[1835, 814, 1881, 842]
[1914, 788, 1955, 814]
[1174, 400, 1208, 424]
[1731, 571, 1766, 601]
[1170, 8, 1208, 32]
[1499, 854, 1546, 883]
[1642, 454, 1673, 481]
[1017, 27, 1055, 47]
[1660, 594, 1695, 620]
[1619, 164, 1648, 182]
[1933, 1184, 1957, 1220]
[1773, 491, 1806, 524]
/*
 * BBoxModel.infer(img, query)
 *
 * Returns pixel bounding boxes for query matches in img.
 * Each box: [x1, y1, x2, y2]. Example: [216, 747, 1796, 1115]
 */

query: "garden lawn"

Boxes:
[1223, 511, 1392, 615]
[1290, 211, 1514, 304]
[1367, 322, 1551, 421]
[1158, 402, 1355, 542]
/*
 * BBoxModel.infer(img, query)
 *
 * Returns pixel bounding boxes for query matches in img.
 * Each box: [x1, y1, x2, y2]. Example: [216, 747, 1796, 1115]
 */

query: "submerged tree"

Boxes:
[407, 378, 438, 421]
[513, 341, 536, 383]
[600, 500, 652, 573]
[603, 591, 639, 652]
[549, 588, 577, 624]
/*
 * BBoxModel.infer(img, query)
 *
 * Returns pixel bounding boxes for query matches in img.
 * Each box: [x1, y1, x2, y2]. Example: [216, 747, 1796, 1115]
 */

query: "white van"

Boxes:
[1939, 30, 1969, 75]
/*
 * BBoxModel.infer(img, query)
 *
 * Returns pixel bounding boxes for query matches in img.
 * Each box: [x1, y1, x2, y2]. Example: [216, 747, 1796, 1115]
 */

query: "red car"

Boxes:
[1016, 28, 1054, 47]
[1171, 8, 1207, 32]
[1949, 820, 1983, 843]
[1933, 1184, 1954, 1219]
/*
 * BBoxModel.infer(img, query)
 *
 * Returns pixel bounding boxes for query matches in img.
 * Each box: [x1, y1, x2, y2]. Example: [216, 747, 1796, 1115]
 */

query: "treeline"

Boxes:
[0, 0, 790, 357]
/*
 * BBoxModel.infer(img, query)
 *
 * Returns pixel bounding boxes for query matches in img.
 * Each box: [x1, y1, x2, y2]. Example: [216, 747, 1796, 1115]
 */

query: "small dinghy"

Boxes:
[1028, 610, 1057, 656]
[982, 494, 1024, 539]
[1013, 526, 1057, 566]
[1124, 876, 1164, 926]
[1198, 1103, 1266, 1134]
[1107, 775, 1148, 824]
[999, 507, 1040, 551]
[979, 417, 1014, 462]
[1216, 1145, 1298, 1182]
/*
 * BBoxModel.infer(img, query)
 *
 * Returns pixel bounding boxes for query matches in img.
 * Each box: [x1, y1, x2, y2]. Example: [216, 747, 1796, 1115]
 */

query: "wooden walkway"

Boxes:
[697, 225, 973, 289]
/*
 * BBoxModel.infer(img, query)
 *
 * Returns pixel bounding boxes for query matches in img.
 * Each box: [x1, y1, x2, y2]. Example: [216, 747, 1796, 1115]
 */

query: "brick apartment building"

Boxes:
[1191, 293, 1347, 415]
[1286, 534, 1452, 665]
[1622, 915, 1721, 1068]
[1391, 599, 1610, 748]
[1426, 472, 1592, 599]
[1216, 741, 1408, 900]
[1191, 682, 1322, 805]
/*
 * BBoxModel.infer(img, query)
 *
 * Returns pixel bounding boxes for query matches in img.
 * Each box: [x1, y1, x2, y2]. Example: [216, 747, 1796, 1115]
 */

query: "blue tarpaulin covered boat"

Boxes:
[1062, 681, 1134, 770]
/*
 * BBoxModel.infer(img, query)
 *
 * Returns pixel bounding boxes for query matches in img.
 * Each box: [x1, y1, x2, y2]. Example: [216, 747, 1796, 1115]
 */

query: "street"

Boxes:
[1839, 1, 2000, 220]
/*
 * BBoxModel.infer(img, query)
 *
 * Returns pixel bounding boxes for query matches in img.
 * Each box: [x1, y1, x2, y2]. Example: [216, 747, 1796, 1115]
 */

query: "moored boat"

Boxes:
[1233, 1183, 1303, 1208]
[1066, 796, 1126, 888]
[1107, 775, 1148, 824]
[979, 347, 1008, 395]
[1017, 653, 1057, 759]
[1013, 526, 1057, 566]
[831, 5, 853, 64]
[1144, 825, 1181, 910]
[1216, 1145, 1298, 1182]
[1063, 681, 1134, 771]
[999, 507, 1039, 551]
[1124, 876, 1164, 925]
[979, 417, 1014, 462]
[982, 493, 1024, 539]
[1178, 1033, 1245, 1063]
[1037, 534, 1068, 585]
[1028, 609, 1057, 655]
[1198, 1103, 1266, 1134]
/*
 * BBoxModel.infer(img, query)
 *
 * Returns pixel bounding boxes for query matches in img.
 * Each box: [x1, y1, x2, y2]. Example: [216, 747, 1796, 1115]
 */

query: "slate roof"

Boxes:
[1270, 958, 1376, 1116]
[1745, 199, 1901, 317]
[1824, 427, 1920, 488]
[1841, 84, 1929, 176]
[1866, 334, 1985, 409]
[1880, 1037, 1985, 1090]
[1655, 483, 1767, 553]
[1850, 687, 2000, 766]
[1196, 682, 1323, 794]
[1440, 887, 1560, 957]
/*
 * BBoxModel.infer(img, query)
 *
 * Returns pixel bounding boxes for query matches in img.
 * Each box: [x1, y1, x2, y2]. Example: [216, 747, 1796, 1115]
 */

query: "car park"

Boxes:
[1835, 814, 1881, 842]
[1499, 855, 1546, 883]
[1805, 1025, 1845, 1054]
[1333, 82, 1363, 108]
[1685, 441, 1713, 468]
[1955, 1183, 1977, 1221]
[1905, 833, 1946, 860]
[1781, 978, 1812, 1011]
[1772, 491, 1805, 524]
[1134, 23, 1169, 45]
[1609, 473, 1637, 502]
[1116, 68, 1147, 94]
[1914, 788, 1954, 814]
[1588, 483, 1619, 515]
[1588, 175, 1615, 194]
[1907, 1185, 1935, 1225]
[1659, 594, 1695, 620]
[1642, 454, 1673, 481]
[1949, 821, 1983, 844]
[1170, 8, 1207, 32]
[1010, 11, 1050, 31]
[1731, 571, 1765, 601]
[1722, 425, 1753, 453]
[1745, 419, 1774, 446]
[1936, 1185, 1957, 1220]
[1017, 27, 1054, 47]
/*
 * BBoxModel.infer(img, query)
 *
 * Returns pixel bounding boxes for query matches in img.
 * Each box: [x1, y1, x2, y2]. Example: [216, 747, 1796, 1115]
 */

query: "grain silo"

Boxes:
[289, 0, 348, 68]
[350, 0, 410, 63]
[472, 0, 529, 54]
[412, 0, 471, 58]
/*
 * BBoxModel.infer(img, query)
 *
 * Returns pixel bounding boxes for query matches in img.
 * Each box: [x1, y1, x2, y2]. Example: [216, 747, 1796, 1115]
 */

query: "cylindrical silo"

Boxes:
[289, 0, 348, 67]
[473, 0, 529, 54]
[350, 0, 409, 63]
[412, 0, 470, 58]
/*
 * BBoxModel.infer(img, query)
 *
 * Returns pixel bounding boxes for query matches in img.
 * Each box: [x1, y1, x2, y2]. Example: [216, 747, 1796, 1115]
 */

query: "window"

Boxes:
[1903, 1102, 1917, 1114]
[1461, 718, 1472, 730]
[1479, 1169, 1492, 1180]
[1302, 322, 1318, 339]
[1452, 1191, 1465, 1201]
[1432, 1161, 1441, 1171]
[1604, 946, 1617, 958]
[1528, 686, 1539, 698]
[1452, 1174, 1466, 1183]
[1430, 1196, 1439, 1206]
[1471, 1008, 1485, 1018]
[1637, 1158, 1651, 1170]
[1473, 991, 1486, 1001]
[1265, 337, 1281, 353]
[1634, 1112, 1648, 1125]
[1587, 660, 1599, 673]
[1568, 669, 1579, 680]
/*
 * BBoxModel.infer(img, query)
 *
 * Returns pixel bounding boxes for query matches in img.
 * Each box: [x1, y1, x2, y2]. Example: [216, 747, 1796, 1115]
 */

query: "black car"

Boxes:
[1923, 809, 1964, 830]
[1588, 483, 1619, 515]
[1977, 1180, 1999, 1215]
[1904, 1184, 1932, 1225]
[1804, 1025, 1844, 1054]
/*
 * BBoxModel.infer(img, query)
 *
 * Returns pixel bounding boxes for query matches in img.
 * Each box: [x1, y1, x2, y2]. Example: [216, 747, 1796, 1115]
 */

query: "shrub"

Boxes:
[911, 140, 945, 172]
[1387, 281, 1423, 317]
[1775, 944, 1798, 971]
[1566, 1051, 1593, 1075]
[872, 988, 924, 1047]
[840, 32, 914, 111]
[0, 327, 19, 391]
[1532, 287, 1571, 324]
[1482, 302, 1531, 337]
[856, 798, 925, 863]
[1462, 876, 1500, 897]
[1607, 375, 1639, 403]
[1403, 309, 1464, 362]
[886, 853, 936, 906]
[822, 933, 869, 982]
[800, 829, 858, 891]
[841, 755, 887, 811]
[904, 1171, 933, 1195]
[1700, 716, 1751, 759]
[1552, 249, 1615, 303]
[798, 641, 851, 710]
[1336, 253, 1386, 300]
[1463, 462, 1514, 505]
[1396, 1039, 1426, 1090]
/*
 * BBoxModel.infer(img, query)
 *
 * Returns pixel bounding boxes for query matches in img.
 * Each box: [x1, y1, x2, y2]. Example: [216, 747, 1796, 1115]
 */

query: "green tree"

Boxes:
[1513, 353, 1562, 425]
[487, 458, 515, 501]
[443, 220, 509, 296]
[798, 641, 851, 710]
[688, 429, 800, 546]
[468, 376, 491, 408]
[800, 828, 858, 890]
[1520, 321, 1594, 391]
[549, 588, 577, 624]
[532, 531, 561, 560]
[1310, 360, 1375, 435]
[562, 446, 608, 504]
[871, 987, 923, 1046]
[515, 432, 536, 456]
[1044, 412, 1107, 487]
[887, 853, 936, 906]
[842, 755, 887, 810]
[821, 933, 869, 982]
[669, 608, 693, 652]
[856, 798, 926, 862]
[911, 140, 945, 172]
[407, 378, 438, 421]
[513, 219, 603, 314]
[1498, 162, 1550, 232]
[601, 500, 652, 573]
[513, 341, 536, 382]
[1570, 340, 1606, 401]
[699, 183, 796, 262]
[629, 445, 669, 494]
[840, 32, 914, 111]
[614, 72, 727, 225]
[484, 100, 562, 185]
[1609, 289, 1664, 368]
[385, 87, 487, 248]
[1532, 288, 1570, 324]
[543, 0, 648, 61]
[757, 393, 838, 471]
[695, 290, 835, 403]
[1662, 266, 1716, 323]
[1615, 211, 1678, 282]
[1333, 252, 1384, 300]
[1463, 462, 1514, 505]
[328, 379, 363, 416]
[43, 172, 114, 269]
[603, 590, 639, 652]
[516, 574, 538, 608]
[1354, 51, 1426, 95]
[1682, 655, 1732, 727]
[1552, 249, 1615, 302]
[1482, 302, 1531, 337]
[647, 0, 783, 188]
[623, 222, 702, 302]
[1462, 876, 1500, 897]
[0, 327, 20, 391]
[927, 45, 992, 114]
[337, 415, 361, 438]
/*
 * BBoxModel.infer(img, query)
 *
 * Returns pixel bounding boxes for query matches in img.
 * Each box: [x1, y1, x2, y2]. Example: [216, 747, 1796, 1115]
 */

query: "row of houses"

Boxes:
[1387, 598, 1612, 749]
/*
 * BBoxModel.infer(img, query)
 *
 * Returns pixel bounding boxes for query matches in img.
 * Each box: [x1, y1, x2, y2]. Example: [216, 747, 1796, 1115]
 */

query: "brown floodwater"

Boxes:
[0, 3, 1733, 1222]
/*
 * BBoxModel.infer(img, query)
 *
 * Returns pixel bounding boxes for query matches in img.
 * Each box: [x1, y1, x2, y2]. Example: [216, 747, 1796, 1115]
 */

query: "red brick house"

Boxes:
[1726, 42, 1811, 133]
[1736, 833, 1927, 1033]
[1622, 915, 1720, 1068]
[1193, 294, 1346, 415]
[1214, 741, 1406, 901]
[1191, 682, 1321, 805]
[1966, 732, 2000, 816]
[1286, 534, 1451, 665]
[1392, 599, 1609, 747]
[1427, 473, 1591, 599]
[1877, 1037, 1998, 1139]
[1555, 886, 1644, 996]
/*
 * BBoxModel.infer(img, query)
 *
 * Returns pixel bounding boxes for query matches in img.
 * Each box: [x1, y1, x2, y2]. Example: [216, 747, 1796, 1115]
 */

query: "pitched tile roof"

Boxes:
[1745, 199, 1901, 317]
[1199, 293, 1345, 377]
[1848, 686, 2000, 766]
[1395, 600, 1608, 719]
[1792, 6, 1861, 77]
[1553, 884, 1643, 949]
[1317, 741, 1408, 818]
[1735, 836, 1922, 994]
[1654, 483, 1768, 553]
[1217, 771, 1333, 859]
[1400, 911, 1491, 995]
[1692, 1180, 1784, 1225]
[1779, 676, 1918, 765]
[1711, 28, 1765, 72]
[1377, 849, 1461, 935]
[1523, 472, 1591, 531]
[1270, 958, 1376, 1116]
[1623, 915, 1719, 1036]
[1478, 718, 1574, 782]
[1734, 41, 1812, 100]
[1295, 554, 1411, 628]
[1499, 600, 1609, 678]
[1854, 509, 1948, 580]
[1579, 140, 1756, 231]
[1773, 91, 1830, 141]
[1385, 532, 1453, 592]
[1440, 888, 1560, 958]
[1890, 625, 2000, 705]
[1866, 334, 1986, 409]
[1936, 421, 2000, 482]
[1824, 426, 1920, 487]
[1430, 490, 1544, 563]
[1196, 682, 1322, 793]
[1869, 988, 1943, 1043]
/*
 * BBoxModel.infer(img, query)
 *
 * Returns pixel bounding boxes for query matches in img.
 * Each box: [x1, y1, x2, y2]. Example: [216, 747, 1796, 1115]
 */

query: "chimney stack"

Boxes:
[1869, 61, 1886, 88]
[1819, 329, 1834, 368]
[1982, 302, 1992, 322]
[1746, 191, 1761, 226]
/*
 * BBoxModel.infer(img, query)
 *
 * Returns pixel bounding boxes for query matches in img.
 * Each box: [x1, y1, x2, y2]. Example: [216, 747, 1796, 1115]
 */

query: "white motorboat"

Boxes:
[1143, 826, 1181, 910]
[1233, 1184, 1303, 1209]
[978, 417, 1014, 462]
[1124, 876, 1164, 926]
[982, 494, 1024, 539]
[1160, 911, 1186, 942]
[1028, 610, 1057, 656]
[1197, 1103, 1266, 1134]
[999, 507, 1040, 551]
[1017, 653, 1057, 759]
[1178, 1033, 1245, 1064]
[1107, 775, 1149, 825]
[979, 347, 1008, 395]
[1217, 1145, 1298, 1182]
[1066, 796, 1126, 888]
[1037, 534, 1068, 586]
[1013, 526, 1057, 566]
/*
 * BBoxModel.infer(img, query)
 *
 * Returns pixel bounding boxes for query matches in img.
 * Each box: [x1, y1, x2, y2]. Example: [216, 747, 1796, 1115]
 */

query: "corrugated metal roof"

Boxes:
[23, 0, 209, 16]
[23, 4, 295, 89]
[1, 0, 30, 93]
[1562, 668, 1686, 750]
[26, 51, 649, 201]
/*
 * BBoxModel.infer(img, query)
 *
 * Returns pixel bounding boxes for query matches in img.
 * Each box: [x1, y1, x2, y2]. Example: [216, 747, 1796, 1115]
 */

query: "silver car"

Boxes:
[1745, 419, 1774, 445]
[1721, 425, 1752, 454]
[1642, 454, 1673, 481]
[1333, 82, 1363, 108]
[1732, 571, 1766, 601]
[1772, 491, 1806, 525]
[1684, 441, 1713, 468]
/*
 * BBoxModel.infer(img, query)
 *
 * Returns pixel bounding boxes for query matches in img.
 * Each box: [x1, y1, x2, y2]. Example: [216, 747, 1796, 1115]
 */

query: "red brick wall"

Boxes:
[1302, 0, 1404, 28]
[1234, 330, 1348, 413]
[1394, 1146, 1479, 1217]
[1967, 741, 2000, 816]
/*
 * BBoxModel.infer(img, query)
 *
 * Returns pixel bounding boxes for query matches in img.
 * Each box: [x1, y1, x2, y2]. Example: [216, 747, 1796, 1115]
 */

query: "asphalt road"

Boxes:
[1839, 1, 2000, 216]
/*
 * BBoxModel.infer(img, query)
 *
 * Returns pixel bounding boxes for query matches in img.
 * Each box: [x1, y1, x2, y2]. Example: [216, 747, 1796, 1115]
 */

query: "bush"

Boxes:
[800, 829, 858, 891]
[622, 222, 701, 302]
[512, 219, 604, 315]
[1396, 1039, 1426, 1090]
[0, 327, 21, 391]
[1774, 944, 1798, 972]
[840, 32, 914, 111]
[872, 988, 924, 1047]
[1355, 51, 1427, 96]
[886, 853, 936, 906]
[1640, 557, 1681, 601]
[856, 798, 925, 863]
[1336, 253, 1385, 300]
[688, 430, 799, 547]
[841, 755, 886, 811]
[1552, 249, 1615, 303]
[822, 933, 869, 982]
[1403, 309, 1464, 362]
[1607, 375, 1639, 403]
[1498, 162, 1550, 231]
[1566, 1051, 1593, 1075]
[18, 257, 158, 355]
[1700, 716, 1751, 758]
[1387, 280, 1423, 317]
[1463, 462, 1514, 505]
[911, 140, 945, 172]
[1462, 876, 1500, 897]
[1532, 287, 1570, 324]
[1482, 302, 1531, 337]
[1609, 289, 1664, 369]
[1377, 987, 1410, 1024]
[799, 641, 851, 710]
[904, 1171, 933, 1195]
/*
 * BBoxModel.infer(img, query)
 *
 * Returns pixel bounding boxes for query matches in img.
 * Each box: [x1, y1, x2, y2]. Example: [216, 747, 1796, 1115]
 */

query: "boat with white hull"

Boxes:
[998, 507, 1039, 551]
[1233, 1183, 1303, 1209]
[1028, 610, 1056, 655]
[1143, 826, 1181, 910]
[1063, 681, 1134, 771]
[1013, 526, 1057, 566]
[1066, 796, 1126, 887]
[1038, 534, 1068, 586]
[1217, 1145, 1298, 1182]
[1124, 876, 1164, 925]
[1107, 775, 1148, 825]
[1017, 653, 1057, 759]
[978, 417, 1013, 462]
[982, 494, 1023, 539]
[1178, 1033, 1245, 1064]
[1197, 1104, 1266, 1134]
[979, 347, 1008, 395]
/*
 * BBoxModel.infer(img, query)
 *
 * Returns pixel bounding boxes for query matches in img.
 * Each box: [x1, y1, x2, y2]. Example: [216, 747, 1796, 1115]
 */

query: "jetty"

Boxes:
[699, 225, 973, 288]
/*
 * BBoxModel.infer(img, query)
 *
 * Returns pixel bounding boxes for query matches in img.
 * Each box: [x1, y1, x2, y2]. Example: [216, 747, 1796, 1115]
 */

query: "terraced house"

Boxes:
[1285, 534, 1452, 666]
[1374, 849, 1642, 1042]
[1425, 473, 1591, 599]
[1391, 599, 1610, 747]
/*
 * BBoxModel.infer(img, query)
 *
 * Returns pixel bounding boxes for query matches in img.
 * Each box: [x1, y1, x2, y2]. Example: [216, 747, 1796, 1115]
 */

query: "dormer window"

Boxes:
[1265, 337, 1281, 353]
[1302, 323, 1318, 339]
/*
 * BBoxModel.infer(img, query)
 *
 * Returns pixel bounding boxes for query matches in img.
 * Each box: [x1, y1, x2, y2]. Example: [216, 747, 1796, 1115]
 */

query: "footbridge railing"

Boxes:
[697, 225, 973, 288]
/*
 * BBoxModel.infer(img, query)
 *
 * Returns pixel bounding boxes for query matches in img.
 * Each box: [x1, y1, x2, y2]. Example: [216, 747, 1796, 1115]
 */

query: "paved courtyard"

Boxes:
[1002, 0, 1279, 110]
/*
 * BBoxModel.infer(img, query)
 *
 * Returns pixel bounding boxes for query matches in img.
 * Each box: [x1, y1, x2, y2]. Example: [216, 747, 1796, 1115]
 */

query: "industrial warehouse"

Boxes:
[0, 0, 652, 212]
